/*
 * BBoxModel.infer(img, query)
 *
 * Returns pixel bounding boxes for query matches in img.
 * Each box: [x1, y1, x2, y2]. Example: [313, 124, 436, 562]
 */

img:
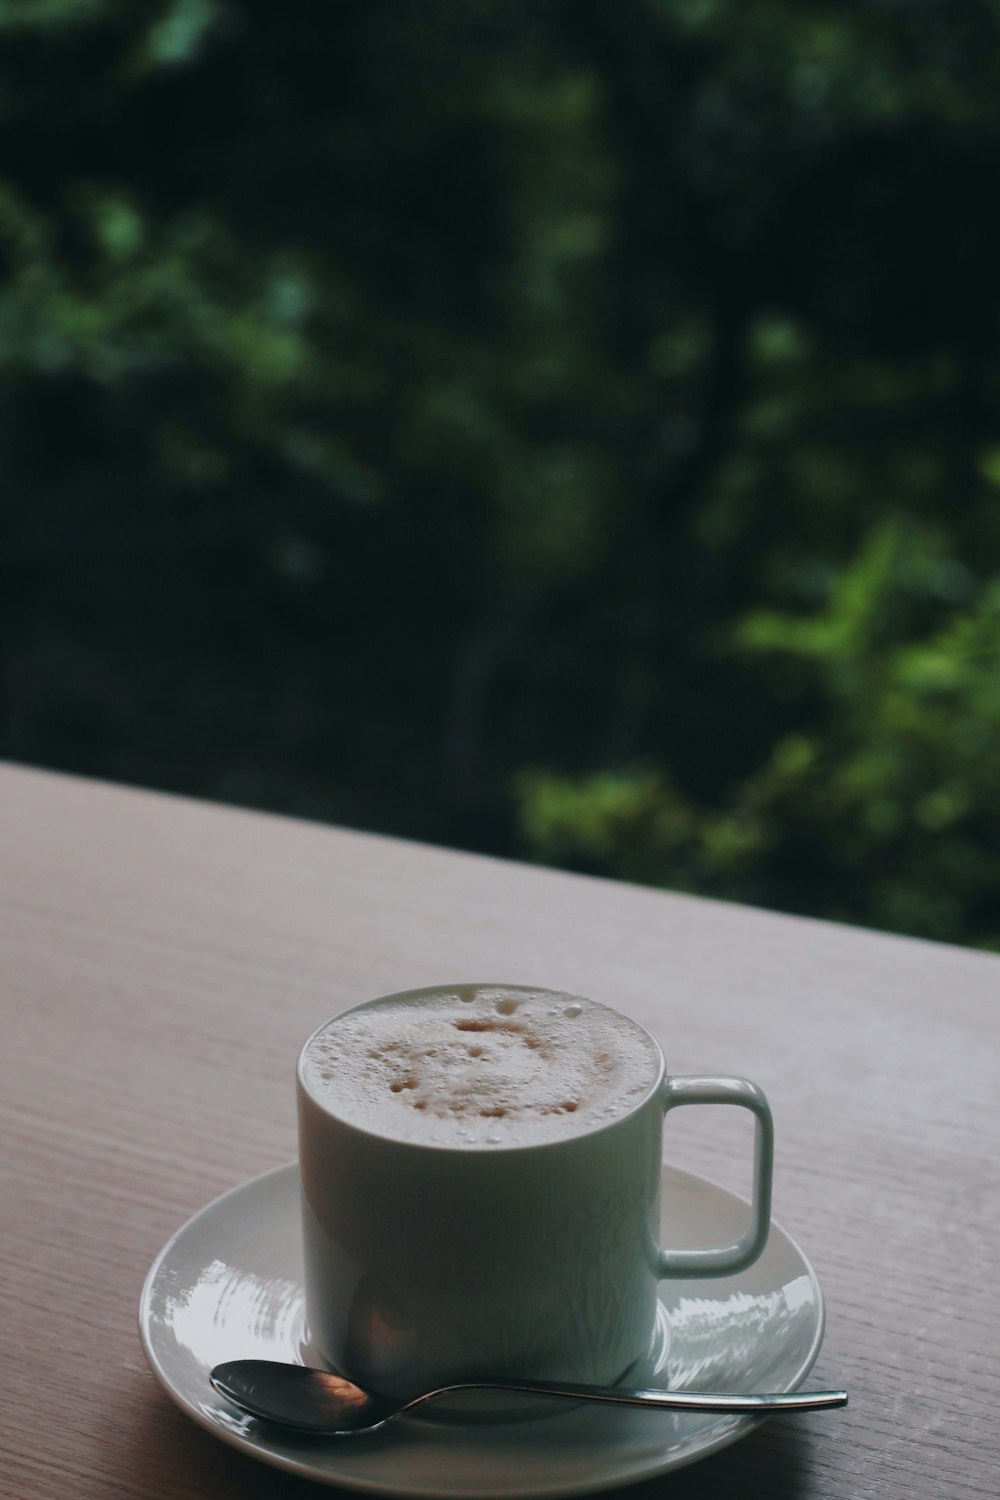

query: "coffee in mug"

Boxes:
[297, 984, 773, 1398]
[300, 983, 661, 1148]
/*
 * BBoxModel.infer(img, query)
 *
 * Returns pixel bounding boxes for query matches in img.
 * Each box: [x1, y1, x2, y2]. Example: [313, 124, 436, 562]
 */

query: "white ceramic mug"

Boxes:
[297, 985, 773, 1398]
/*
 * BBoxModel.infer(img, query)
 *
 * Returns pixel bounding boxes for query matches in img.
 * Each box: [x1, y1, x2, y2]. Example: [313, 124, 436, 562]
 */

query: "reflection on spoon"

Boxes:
[210, 1358, 847, 1437]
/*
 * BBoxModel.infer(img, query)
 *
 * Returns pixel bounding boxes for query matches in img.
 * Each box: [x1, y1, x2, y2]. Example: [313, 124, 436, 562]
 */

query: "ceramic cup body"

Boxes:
[297, 985, 774, 1399]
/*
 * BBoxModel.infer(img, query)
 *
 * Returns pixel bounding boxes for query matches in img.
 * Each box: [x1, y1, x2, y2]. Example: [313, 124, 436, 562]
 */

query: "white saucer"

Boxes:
[139, 1163, 826, 1499]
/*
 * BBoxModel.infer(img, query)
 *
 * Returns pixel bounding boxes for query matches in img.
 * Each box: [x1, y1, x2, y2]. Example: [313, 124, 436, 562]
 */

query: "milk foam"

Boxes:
[301, 986, 661, 1147]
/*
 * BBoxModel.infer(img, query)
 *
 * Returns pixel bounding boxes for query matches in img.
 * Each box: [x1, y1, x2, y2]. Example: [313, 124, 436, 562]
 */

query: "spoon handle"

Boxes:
[417, 1379, 848, 1415]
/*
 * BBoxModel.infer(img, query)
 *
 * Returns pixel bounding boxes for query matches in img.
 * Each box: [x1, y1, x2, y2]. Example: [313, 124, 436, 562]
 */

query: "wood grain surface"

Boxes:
[1, 762, 997, 1499]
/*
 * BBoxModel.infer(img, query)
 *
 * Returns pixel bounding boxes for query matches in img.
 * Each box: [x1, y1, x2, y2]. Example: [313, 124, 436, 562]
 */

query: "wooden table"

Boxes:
[1, 762, 996, 1499]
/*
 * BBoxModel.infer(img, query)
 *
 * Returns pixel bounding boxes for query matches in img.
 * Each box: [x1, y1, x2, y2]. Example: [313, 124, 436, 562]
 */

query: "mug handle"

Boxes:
[656, 1075, 774, 1278]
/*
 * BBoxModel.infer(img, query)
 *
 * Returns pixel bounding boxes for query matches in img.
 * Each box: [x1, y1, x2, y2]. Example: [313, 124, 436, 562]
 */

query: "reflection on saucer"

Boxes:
[668, 1277, 820, 1392]
[166, 1257, 305, 1370]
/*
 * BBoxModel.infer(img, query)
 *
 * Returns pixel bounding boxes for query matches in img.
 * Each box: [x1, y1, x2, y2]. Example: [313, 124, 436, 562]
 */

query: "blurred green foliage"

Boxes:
[2, 0, 999, 948]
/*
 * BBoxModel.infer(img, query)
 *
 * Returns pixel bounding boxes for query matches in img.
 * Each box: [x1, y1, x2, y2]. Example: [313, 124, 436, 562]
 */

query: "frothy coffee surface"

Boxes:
[301, 985, 661, 1147]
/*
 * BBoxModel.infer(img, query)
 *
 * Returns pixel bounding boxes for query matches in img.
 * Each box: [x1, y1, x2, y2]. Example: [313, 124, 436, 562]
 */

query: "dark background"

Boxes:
[3, 0, 1000, 949]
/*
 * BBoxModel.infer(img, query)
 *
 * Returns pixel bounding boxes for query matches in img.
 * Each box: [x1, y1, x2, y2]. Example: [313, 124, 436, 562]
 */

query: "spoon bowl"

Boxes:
[210, 1359, 847, 1437]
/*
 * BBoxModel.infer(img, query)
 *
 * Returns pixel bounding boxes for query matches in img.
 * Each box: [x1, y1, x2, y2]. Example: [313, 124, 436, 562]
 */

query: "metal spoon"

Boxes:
[210, 1359, 847, 1436]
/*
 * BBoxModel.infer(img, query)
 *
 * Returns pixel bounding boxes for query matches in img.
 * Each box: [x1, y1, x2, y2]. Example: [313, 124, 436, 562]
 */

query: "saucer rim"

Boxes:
[139, 1161, 826, 1499]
